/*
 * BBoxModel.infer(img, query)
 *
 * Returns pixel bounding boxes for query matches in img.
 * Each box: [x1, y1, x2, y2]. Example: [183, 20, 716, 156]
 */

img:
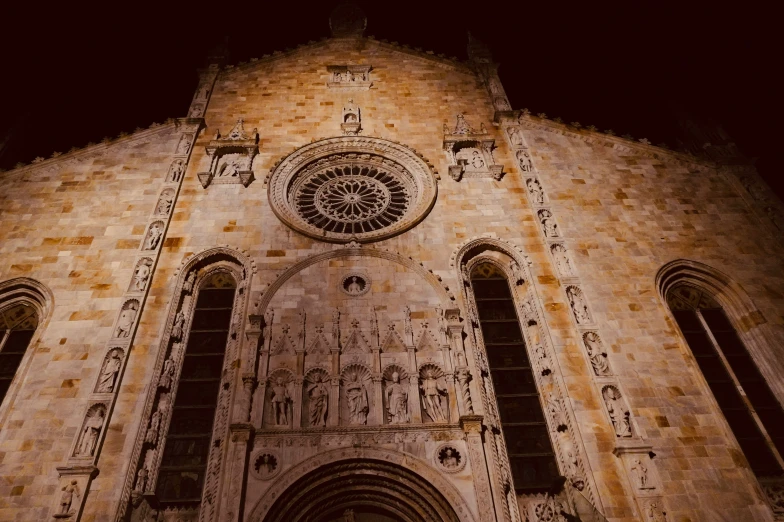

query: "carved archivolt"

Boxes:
[116, 246, 253, 521]
[266, 136, 438, 243]
[247, 447, 477, 522]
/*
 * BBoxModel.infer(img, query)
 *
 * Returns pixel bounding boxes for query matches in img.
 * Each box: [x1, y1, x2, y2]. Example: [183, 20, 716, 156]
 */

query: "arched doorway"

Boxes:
[255, 450, 473, 522]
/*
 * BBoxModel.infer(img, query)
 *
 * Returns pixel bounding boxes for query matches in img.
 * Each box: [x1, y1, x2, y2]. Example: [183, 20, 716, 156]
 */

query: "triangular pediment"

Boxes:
[272, 326, 296, 355]
[343, 327, 370, 353]
[306, 332, 331, 354]
[416, 328, 439, 352]
[381, 327, 407, 353]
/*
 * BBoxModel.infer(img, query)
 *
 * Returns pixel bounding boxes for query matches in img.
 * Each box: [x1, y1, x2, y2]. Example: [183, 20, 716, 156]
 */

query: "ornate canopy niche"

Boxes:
[249, 448, 476, 522]
[266, 137, 438, 243]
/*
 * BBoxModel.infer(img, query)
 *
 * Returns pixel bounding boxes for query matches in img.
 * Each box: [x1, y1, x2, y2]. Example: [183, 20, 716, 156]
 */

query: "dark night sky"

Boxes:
[1, 2, 780, 197]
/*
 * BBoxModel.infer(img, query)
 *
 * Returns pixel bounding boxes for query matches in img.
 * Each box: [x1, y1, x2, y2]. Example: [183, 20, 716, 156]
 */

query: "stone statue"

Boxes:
[603, 387, 632, 437]
[567, 287, 591, 324]
[470, 150, 485, 169]
[527, 178, 544, 204]
[145, 410, 161, 444]
[134, 467, 148, 493]
[420, 369, 447, 422]
[176, 137, 191, 155]
[183, 271, 196, 293]
[542, 216, 558, 237]
[271, 377, 291, 425]
[454, 114, 472, 135]
[159, 358, 174, 389]
[644, 501, 666, 522]
[584, 332, 610, 376]
[76, 408, 105, 457]
[168, 160, 183, 182]
[631, 458, 650, 489]
[551, 244, 574, 277]
[307, 374, 329, 427]
[96, 350, 122, 393]
[58, 480, 80, 516]
[346, 376, 369, 425]
[115, 302, 138, 338]
[385, 372, 409, 424]
[133, 259, 152, 291]
[171, 310, 185, 340]
[144, 223, 163, 250]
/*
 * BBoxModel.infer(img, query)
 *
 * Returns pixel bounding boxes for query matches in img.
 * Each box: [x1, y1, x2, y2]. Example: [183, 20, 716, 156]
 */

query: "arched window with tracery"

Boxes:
[155, 271, 237, 506]
[469, 262, 559, 492]
[667, 285, 784, 477]
[0, 302, 38, 405]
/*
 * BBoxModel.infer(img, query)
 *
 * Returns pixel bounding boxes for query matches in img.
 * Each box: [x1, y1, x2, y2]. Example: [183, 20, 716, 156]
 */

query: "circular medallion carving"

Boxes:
[250, 450, 282, 480]
[268, 137, 438, 243]
[340, 273, 370, 297]
[434, 443, 466, 473]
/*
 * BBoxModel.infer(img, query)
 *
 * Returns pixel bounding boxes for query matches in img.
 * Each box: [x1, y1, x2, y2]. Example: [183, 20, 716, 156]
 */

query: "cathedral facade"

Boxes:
[2, 6, 784, 522]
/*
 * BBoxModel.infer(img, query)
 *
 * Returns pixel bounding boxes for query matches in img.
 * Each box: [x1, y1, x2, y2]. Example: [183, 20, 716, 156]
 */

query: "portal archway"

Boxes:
[250, 447, 476, 522]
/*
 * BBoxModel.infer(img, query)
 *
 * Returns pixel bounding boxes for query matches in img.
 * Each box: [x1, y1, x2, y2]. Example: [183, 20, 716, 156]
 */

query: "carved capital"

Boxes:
[459, 414, 484, 434]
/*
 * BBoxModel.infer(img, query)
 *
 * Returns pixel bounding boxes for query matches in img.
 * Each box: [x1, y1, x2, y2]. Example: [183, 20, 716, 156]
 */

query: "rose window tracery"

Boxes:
[268, 137, 437, 243]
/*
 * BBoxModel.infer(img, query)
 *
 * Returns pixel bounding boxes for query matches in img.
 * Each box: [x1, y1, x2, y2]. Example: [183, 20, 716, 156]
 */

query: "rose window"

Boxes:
[294, 166, 410, 234]
[268, 137, 437, 243]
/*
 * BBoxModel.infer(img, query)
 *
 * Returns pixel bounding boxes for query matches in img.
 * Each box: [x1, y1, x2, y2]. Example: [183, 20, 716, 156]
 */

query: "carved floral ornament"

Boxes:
[267, 136, 438, 243]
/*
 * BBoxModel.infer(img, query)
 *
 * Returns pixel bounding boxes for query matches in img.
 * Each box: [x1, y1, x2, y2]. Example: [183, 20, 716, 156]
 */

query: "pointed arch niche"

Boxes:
[0, 278, 53, 419]
[657, 259, 784, 510]
[452, 237, 601, 519]
[118, 247, 253, 522]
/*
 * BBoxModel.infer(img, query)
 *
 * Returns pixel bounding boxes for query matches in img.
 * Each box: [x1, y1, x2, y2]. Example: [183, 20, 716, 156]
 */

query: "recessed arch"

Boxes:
[248, 447, 477, 522]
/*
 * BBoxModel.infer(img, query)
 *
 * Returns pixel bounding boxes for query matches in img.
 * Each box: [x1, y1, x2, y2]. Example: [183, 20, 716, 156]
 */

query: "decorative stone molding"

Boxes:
[339, 272, 371, 297]
[249, 450, 282, 481]
[198, 118, 259, 188]
[443, 114, 503, 181]
[266, 136, 438, 243]
[434, 442, 468, 473]
[327, 65, 372, 89]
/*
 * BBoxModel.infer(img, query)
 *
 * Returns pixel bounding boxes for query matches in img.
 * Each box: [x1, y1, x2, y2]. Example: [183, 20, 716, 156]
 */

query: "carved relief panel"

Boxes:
[327, 65, 372, 89]
[443, 114, 503, 181]
[198, 119, 259, 188]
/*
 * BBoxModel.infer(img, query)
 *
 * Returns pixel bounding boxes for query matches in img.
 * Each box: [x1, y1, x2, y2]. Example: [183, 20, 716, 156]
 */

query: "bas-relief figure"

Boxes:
[115, 301, 138, 338]
[172, 310, 185, 340]
[155, 189, 174, 216]
[58, 480, 80, 516]
[159, 358, 174, 389]
[96, 349, 123, 393]
[385, 372, 409, 424]
[566, 286, 591, 324]
[551, 243, 574, 277]
[507, 127, 524, 147]
[132, 258, 153, 291]
[143, 222, 163, 250]
[307, 373, 329, 427]
[75, 407, 105, 458]
[527, 177, 544, 204]
[631, 458, 652, 489]
[538, 209, 559, 237]
[584, 332, 611, 376]
[517, 150, 534, 172]
[603, 386, 632, 437]
[168, 160, 184, 182]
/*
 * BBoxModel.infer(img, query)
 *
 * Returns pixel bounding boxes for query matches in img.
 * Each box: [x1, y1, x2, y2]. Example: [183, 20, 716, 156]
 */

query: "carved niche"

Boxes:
[602, 385, 633, 438]
[341, 364, 372, 425]
[303, 367, 330, 427]
[265, 369, 295, 429]
[114, 299, 140, 339]
[327, 65, 372, 89]
[129, 257, 154, 292]
[382, 365, 409, 425]
[198, 118, 259, 188]
[341, 99, 362, 135]
[419, 363, 449, 423]
[443, 114, 503, 181]
[94, 348, 125, 394]
[72, 403, 107, 459]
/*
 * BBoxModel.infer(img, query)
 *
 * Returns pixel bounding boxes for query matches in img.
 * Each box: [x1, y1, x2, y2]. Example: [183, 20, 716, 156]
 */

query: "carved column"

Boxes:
[329, 377, 340, 427]
[461, 415, 497, 522]
[218, 424, 253, 522]
[407, 346, 422, 423]
[372, 374, 384, 425]
[292, 377, 304, 428]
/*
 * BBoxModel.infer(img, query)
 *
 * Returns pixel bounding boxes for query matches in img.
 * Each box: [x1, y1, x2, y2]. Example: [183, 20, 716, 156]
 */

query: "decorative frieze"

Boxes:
[326, 64, 372, 89]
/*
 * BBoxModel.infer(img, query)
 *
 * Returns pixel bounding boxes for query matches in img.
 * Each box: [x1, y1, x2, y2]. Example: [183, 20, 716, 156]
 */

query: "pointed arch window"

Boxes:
[156, 272, 237, 506]
[470, 262, 559, 492]
[668, 286, 784, 477]
[0, 303, 39, 404]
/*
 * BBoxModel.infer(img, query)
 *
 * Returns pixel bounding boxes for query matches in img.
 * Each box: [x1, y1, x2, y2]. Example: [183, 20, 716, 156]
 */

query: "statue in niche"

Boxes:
[644, 501, 666, 522]
[345, 375, 369, 425]
[132, 258, 153, 291]
[96, 349, 122, 393]
[143, 222, 163, 250]
[631, 458, 652, 489]
[441, 448, 459, 468]
[75, 407, 105, 457]
[172, 310, 185, 340]
[145, 410, 161, 444]
[385, 372, 409, 424]
[567, 287, 591, 324]
[420, 369, 448, 422]
[539, 210, 559, 237]
[344, 276, 365, 294]
[307, 374, 329, 427]
[527, 178, 544, 204]
[58, 480, 80, 516]
[271, 377, 292, 425]
[517, 150, 533, 172]
[584, 332, 610, 376]
[115, 301, 138, 338]
[155, 190, 174, 216]
[218, 154, 243, 177]
[159, 358, 174, 389]
[176, 136, 191, 155]
[168, 160, 184, 182]
[551, 244, 574, 277]
[508, 127, 524, 147]
[603, 386, 632, 437]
